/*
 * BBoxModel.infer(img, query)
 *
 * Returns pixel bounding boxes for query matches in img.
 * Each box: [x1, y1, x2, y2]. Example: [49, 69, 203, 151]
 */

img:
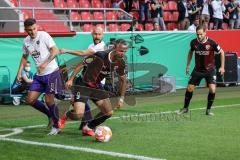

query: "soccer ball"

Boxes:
[95, 126, 112, 142]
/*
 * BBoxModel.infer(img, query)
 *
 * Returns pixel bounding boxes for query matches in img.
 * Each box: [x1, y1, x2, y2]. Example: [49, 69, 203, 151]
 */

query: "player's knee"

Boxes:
[187, 86, 194, 92]
[106, 110, 113, 117]
[66, 110, 83, 120]
[26, 97, 35, 105]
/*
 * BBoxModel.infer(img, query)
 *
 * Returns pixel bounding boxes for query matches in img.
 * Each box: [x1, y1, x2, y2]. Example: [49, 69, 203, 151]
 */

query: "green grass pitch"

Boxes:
[0, 86, 240, 160]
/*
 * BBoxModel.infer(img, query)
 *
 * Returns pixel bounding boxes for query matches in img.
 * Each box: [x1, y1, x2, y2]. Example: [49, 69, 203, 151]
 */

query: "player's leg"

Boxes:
[83, 98, 113, 134]
[205, 70, 217, 116]
[45, 94, 61, 135]
[27, 91, 51, 119]
[206, 84, 216, 116]
[177, 69, 202, 114]
[27, 75, 51, 119]
[45, 70, 64, 135]
[59, 94, 86, 130]
[79, 101, 92, 130]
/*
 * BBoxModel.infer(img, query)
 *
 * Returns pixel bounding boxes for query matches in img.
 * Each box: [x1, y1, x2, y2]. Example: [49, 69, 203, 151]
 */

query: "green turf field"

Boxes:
[0, 87, 240, 160]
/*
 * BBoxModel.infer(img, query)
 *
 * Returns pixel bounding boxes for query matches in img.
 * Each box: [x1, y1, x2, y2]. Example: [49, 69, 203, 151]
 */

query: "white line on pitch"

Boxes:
[0, 137, 165, 160]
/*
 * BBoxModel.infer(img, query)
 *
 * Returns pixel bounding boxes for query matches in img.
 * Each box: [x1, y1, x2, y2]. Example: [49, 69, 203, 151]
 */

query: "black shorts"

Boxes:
[188, 69, 216, 86]
[73, 76, 109, 103]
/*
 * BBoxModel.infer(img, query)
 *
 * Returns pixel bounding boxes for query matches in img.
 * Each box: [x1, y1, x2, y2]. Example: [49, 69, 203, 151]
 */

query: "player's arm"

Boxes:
[59, 48, 95, 56]
[65, 61, 84, 90]
[117, 74, 127, 109]
[17, 54, 28, 82]
[38, 45, 59, 74]
[219, 49, 225, 75]
[186, 49, 193, 75]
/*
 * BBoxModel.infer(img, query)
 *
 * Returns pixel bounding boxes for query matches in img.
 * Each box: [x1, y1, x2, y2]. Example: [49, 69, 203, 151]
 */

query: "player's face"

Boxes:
[196, 29, 206, 42]
[115, 44, 128, 58]
[25, 24, 38, 39]
[92, 30, 103, 44]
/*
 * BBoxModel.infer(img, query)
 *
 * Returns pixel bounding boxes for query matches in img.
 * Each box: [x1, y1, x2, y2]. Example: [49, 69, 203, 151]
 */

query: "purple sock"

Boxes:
[33, 100, 51, 118]
[49, 104, 59, 128]
[84, 102, 93, 122]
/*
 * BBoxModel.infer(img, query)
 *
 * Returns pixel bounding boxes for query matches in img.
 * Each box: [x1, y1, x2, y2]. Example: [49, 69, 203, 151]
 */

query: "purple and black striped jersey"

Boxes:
[190, 37, 222, 72]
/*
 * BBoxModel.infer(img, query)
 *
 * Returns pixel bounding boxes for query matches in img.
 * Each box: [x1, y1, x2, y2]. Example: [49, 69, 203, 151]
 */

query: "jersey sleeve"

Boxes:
[21, 70, 27, 77]
[43, 32, 56, 48]
[22, 44, 29, 55]
[211, 40, 222, 53]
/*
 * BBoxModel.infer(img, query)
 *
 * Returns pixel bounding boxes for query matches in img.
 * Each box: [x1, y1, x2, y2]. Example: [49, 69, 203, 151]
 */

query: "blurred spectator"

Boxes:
[127, 19, 140, 31]
[150, 0, 166, 30]
[12, 61, 33, 94]
[12, 61, 33, 105]
[152, 22, 160, 31]
[124, 0, 133, 12]
[112, 0, 124, 8]
[223, 0, 230, 26]
[200, 0, 212, 29]
[227, 0, 239, 29]
[211, 0, 226, 30]
[188, 0, 202, 24]
[236, 0, 240, 28]
[139, 0, 151, 24]
[133, 0, 139, 10]
[188, 18, 200, 31]
[177, 0, 190, 30]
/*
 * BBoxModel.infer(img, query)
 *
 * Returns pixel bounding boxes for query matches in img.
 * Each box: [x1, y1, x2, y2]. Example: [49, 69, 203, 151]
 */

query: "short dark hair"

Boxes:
[196, 25, 206, 32]
[114, 39, 128, 47]
[24, 18, 36, 27]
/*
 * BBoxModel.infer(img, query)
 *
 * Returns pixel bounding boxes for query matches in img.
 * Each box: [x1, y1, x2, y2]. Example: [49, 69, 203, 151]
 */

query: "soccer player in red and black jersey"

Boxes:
[177, 25, 225, 116]
[61, 39, 128, 136]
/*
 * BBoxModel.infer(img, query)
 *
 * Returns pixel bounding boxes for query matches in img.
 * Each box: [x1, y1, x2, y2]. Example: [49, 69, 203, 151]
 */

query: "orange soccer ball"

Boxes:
[95, 126, 112, 142]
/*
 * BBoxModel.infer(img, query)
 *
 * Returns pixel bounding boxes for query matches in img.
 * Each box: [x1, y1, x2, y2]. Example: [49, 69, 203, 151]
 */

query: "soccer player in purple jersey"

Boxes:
[16, 18, 63, 135]
[177, 25, 225, 116]
[60, 39, 128, 136]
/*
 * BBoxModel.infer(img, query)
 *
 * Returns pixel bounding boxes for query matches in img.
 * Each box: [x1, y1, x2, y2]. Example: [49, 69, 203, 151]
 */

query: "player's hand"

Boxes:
[186, 66, 190, 75]
[219, 67, 225, 75]
[37, 64, 46, 75]
[59, 49, 67, 54]
[16, 73, 22, 82]
[65, 80, 73, 90]
[117, 98, 124, 109]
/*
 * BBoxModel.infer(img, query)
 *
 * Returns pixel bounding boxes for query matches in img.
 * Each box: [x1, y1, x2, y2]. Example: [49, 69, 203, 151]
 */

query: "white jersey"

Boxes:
[23, 31, 59, 76]
[87, 41, 106, 84]
[87, 41, 106, 53]
[211, 0, 225, 19]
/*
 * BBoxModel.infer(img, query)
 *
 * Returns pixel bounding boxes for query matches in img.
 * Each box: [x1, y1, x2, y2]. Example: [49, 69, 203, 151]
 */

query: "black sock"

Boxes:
[80, 112, 103, 130]
[207, 92, 215, 110]
[88, 113, 111, 129]
[184, 90, 193, 108]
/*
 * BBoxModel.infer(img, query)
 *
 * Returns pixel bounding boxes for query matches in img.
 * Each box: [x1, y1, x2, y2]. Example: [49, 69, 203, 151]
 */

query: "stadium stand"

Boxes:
[4, 0, 216, 32]
[108, 23, 119, 32]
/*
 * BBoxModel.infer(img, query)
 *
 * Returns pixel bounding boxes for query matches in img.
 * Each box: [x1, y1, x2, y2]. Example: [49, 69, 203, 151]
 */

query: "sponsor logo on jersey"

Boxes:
[205, 45, 210, 50]
[195, 51, 210, 55]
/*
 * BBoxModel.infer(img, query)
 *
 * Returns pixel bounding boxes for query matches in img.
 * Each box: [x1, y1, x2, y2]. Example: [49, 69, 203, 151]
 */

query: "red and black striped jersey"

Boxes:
[82, 49, 126, 89]
[190, 37, 222, 72]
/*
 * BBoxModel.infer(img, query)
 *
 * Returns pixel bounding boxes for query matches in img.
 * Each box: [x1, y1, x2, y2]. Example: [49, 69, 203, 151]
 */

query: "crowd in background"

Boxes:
[112, 0, 240, 31]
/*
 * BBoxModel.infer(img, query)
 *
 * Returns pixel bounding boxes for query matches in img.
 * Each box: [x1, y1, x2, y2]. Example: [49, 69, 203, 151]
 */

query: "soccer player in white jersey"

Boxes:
[16, 18, 63, 135]
[60, 26, 106, 56]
